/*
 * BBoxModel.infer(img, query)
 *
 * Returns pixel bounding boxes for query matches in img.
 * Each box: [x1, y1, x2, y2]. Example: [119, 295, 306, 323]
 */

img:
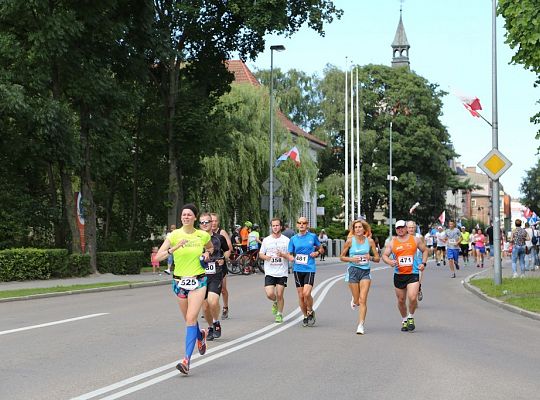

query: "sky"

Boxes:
[246, 0, 539, 199]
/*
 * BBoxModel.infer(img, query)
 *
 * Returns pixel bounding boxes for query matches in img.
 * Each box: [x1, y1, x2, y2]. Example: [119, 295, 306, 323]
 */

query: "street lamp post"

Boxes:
[387, 121, 397, 236]
[269, 45, 285, 229]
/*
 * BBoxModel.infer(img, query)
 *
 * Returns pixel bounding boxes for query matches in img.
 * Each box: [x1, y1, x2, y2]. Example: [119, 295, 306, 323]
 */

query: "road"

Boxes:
[1, 260, 538, 400]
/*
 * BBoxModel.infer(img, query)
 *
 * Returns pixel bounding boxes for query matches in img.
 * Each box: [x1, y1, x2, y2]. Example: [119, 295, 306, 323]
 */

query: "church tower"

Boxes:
[391, 8, 410, 70]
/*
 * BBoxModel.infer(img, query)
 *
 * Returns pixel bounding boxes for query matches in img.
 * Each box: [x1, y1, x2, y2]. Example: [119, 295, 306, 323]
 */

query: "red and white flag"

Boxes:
[453, 89, 483, 118]
[438, 210, 446, 226]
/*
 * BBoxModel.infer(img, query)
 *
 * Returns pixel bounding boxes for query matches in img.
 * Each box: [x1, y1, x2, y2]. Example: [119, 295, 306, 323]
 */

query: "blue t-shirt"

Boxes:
[348, 237, 371, 270]
[288, 232, 321, 272]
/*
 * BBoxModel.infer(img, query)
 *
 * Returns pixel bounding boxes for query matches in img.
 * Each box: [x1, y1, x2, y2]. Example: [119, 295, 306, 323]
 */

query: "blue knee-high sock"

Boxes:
[185, 325, 198, 360]
[196, 321, 202, 341]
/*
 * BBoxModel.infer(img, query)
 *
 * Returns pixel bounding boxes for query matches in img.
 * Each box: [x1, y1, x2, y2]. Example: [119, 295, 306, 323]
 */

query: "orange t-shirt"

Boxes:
[240, 227, 249, 246]
[391, 235, 418, 275]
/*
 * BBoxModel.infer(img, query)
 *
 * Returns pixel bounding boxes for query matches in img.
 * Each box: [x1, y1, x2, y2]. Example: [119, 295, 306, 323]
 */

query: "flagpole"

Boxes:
[355, 67, 361, 218]
[492, 0, 502, 285]
[350, 63, 355, 221]
[344, 57, 349, 230]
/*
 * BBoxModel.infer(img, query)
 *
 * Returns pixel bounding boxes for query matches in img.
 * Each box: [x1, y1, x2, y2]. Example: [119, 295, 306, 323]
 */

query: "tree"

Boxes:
[499, 0, 540, 139]
[147, 0, 343, 227]
[520, 158, 540, 213]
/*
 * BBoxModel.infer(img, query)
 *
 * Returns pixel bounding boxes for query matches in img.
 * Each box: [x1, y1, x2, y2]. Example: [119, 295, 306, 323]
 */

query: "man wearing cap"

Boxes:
[382, 219, 428, 332]
[435, 225, 447, 267]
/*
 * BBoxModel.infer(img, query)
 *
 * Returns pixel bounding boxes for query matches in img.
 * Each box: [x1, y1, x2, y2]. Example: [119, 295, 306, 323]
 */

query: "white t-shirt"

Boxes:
[425, 233, 433, 246]
[436, 231, 447, 247]
[525, 227, 533, 248]
[260, 234, 290, 277]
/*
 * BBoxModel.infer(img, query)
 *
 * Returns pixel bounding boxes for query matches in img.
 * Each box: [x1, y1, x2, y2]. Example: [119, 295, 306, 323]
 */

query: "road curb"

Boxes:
[0, 279, 170, 303]
[462, 270, 540, 322]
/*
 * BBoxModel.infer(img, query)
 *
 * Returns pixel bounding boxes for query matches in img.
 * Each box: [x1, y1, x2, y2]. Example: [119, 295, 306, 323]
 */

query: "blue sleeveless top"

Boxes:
[348, 237, 371, 270]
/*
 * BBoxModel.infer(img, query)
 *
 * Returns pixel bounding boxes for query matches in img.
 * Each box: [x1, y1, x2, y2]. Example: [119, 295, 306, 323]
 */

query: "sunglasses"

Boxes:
[199, 221, 211, 225]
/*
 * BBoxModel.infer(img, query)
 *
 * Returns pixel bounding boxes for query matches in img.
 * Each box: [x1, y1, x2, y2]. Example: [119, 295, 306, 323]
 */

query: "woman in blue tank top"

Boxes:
[340, 220, 380, 335]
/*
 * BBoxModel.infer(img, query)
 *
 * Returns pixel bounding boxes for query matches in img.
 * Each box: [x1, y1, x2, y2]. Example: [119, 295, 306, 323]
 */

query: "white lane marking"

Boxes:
[0, 313, 109, 336]
[99, 275, 346, 400]
[73, 267, 390, 400]
[71, 274, 342, 400]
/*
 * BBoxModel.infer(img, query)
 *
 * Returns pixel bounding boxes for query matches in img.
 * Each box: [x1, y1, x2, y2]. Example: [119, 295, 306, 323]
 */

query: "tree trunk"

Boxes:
[80, 108, 98, 273]
[59, 163, 81, 254]
[128, 109, 143, 241]
[46, 162, 64, 247]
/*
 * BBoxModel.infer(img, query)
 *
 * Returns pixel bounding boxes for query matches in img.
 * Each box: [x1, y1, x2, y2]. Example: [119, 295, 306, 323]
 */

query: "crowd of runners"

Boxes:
[154, 203, 533, 376]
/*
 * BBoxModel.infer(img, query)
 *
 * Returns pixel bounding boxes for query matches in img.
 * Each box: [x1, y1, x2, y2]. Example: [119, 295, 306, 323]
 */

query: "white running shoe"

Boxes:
[356, 323, 365, 335]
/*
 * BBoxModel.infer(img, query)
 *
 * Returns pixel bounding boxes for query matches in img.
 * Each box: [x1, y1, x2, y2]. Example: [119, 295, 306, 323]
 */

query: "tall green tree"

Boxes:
[520, 158, 540, 213]
[499, 0, 540, 139]
[147, 0, 342, 227]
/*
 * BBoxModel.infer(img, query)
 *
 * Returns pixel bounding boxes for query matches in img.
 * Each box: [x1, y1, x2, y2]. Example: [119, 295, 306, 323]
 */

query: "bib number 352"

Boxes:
[176, 277, 199, 290]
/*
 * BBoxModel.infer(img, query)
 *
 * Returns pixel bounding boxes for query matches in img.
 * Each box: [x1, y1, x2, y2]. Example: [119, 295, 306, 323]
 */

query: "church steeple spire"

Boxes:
[391, 7, 410, 70]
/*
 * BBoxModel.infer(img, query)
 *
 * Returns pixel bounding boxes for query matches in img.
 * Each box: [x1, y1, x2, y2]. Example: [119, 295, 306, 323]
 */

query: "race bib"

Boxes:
[398, 256, 413, 266]
[205, 262, 216, 275]
[449, 239, 457, 245]
[295, 254, 309, 265]
[357, 255, 370, 265]
[270, 257, 282, 265]
[176, 277, 199, 290]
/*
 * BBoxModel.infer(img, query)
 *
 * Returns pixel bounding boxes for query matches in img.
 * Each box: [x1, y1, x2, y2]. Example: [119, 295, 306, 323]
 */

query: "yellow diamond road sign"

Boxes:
[478, 148, 512, 180]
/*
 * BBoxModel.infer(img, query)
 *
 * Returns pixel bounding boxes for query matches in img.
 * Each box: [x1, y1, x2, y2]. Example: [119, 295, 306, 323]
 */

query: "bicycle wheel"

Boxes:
[256, 256, 265, 273]
[227, 259, 243, 275]
[239, 255, 251, 275]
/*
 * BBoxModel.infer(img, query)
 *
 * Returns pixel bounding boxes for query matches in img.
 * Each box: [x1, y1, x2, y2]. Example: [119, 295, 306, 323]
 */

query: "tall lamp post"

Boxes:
[269, 45, 285, 228]
[387, 121, 398, 237]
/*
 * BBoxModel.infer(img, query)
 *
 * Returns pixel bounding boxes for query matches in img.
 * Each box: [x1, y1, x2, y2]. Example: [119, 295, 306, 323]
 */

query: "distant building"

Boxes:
[391, 9, 411, 70]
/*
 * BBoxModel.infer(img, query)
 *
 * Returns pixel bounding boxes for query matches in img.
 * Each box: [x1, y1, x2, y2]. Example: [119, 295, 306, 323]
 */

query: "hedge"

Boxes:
[0, 249, 144, 281]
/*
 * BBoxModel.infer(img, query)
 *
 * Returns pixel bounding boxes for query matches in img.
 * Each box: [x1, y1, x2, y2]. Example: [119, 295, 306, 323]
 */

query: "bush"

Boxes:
[97, 251, 145, 275]
[62, 254, 92, 278]
[0, 248, 68, 281]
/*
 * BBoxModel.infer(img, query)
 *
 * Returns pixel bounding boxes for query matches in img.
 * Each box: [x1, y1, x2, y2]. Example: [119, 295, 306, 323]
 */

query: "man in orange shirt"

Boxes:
[382, 220, 428, 332]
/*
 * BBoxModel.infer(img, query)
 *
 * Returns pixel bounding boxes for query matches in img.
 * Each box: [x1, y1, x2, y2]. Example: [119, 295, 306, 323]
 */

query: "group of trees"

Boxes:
[0, 0, 342, 271]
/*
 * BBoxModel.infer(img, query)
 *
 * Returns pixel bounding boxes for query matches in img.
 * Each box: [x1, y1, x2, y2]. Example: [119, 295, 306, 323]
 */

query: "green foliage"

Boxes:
[200, 84, 318, 230]
[0, 249, 68, 281]
[519, 158, 540, 213]
[96, 251, 145, 275]
[63, 254, 92, 278]
[370, 224, 389, 247]
[499, 0, 540, 140]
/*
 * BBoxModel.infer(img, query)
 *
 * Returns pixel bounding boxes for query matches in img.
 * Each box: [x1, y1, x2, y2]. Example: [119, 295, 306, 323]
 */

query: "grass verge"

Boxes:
[470, 277, 540, 313]
[0, 282, 137, 299]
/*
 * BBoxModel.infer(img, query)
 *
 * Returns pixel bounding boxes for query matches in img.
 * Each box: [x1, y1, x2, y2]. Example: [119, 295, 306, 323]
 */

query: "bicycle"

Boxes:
[242, 249, 265, 274]
[226, 244, 245, 275]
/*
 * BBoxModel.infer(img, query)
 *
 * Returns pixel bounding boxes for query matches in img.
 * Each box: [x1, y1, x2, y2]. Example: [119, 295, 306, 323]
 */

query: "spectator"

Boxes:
[510, 219, 529, 278]
[318, 229, 329, 261]
[282, 223, 295, 239]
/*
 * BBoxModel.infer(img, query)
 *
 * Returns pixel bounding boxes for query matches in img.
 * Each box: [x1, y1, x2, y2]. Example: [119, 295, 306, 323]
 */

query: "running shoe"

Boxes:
[222, 307, 229, 319]
[451, 273, 456, 278]
[302, 317, 309, 327]
[356, 323, 365, 335]
[418, 289, 423, 301]
[271, 301, 278, 315]
[401, 321, 408, 332]
[455, 263, 460, 270]
[407, 317, 415, 331]
[164, 269, 171, 275]
[176, 357, 189, 375]
[436, 262, 440, 266]
[213, 321, 221, 339]
[206, 326, 214, 342]
[350, 297, 358, 310]
[307, 311, 316, 327]
[275, 313, 283, 323]
[197, 329, 207, 355]
[443, 260, 446, 266]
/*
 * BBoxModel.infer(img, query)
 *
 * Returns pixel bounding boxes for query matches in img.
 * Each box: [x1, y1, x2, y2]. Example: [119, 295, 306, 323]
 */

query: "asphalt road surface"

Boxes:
[1, 260, 538, 400]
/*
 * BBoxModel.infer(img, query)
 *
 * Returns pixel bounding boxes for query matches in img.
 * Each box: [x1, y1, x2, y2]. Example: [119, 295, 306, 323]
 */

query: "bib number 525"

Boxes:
[176, 277, 199, 290]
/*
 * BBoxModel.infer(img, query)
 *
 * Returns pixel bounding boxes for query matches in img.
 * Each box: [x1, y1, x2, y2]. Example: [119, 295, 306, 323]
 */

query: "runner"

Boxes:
[339, 219, 380, 334]
[473, 228, 487, 268]
[445, 220, 462, 278]
[259, 218, 290, 323]
[287, 217, 322, 327]
[210, 213, 233, 320]
[424, 229, 434, 260]
[156, 204, 213, 375]
[435, 225, 447, 267]
[459, 226, 471, 266]
[406, 220, 425, 301]
[198, 213, 228, 340]
[382, 219, 428, 332]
